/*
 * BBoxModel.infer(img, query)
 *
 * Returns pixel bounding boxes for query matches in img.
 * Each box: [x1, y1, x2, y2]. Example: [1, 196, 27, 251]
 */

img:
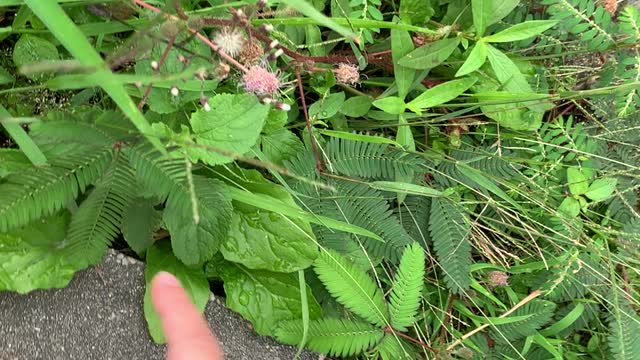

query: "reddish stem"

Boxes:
[295, 65, 324, 173]
[384, 327, 436, 353]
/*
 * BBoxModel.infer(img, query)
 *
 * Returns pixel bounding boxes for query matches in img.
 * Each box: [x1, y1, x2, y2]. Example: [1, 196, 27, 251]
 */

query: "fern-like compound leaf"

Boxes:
[125, 143, 187, 201]
[389, 243, 425, 331]
[275, 318, 384, 357]
[608, 290, 640, 360]
[314, 249, 389, 327]
[429, 198, 471, 294]
[325, 137, 424, 180]
[0, 145, 113, 232]
[491, 299, 557, 341]
[66, 151, 136, 268]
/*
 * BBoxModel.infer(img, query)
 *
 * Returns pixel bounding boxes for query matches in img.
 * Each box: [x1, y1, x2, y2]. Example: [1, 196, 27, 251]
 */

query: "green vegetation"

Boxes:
[0, 0, 639, 358]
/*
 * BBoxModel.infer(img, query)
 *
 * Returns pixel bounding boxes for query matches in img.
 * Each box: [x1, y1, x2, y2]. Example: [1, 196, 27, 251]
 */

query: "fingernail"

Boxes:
[154, 271, 180, 287]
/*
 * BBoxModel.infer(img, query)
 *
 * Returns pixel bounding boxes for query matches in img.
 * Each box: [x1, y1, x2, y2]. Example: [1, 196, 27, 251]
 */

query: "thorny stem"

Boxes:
[138, 35, 175, 109]
[383, 327, 436, 353]
[295, 65, 325, 173]
[438, 294, 456, 343]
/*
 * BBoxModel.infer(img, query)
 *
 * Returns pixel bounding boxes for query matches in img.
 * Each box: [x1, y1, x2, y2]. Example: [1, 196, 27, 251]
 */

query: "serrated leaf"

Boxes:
[339, 96, 373, 117]
[261, 128, 304, 165]
[407, 77, 477, 112]
[262, 107, 289, 134]
[163, 176, 233, 265]
[314, 249, 389, 327]
[143, 241, 210, 344]
[0, 213, 80, 294]
[220, 169, 318, 272]
[121, 197, 161, 255]
[12, 34, 59, 81]
[485, 20, 558, 43]
[398, 37, 460, 70]
[189, 94, 269, 165]
[584, 178, 617, 201]
[389, 243, 425, 331]
[219, 262, 322, 335]
[456, 40, 488, 77]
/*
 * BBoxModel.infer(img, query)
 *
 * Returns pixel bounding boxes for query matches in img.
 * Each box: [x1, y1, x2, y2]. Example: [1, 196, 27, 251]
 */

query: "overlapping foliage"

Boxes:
[0, 0, 639, 359]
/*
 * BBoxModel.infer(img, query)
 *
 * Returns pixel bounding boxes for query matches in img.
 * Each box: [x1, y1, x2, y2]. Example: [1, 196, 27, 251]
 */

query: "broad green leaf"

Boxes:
[261, 128, 304, 165]
[455, 40, 488, 77]
[396, 114, 415, 150]
[143, 241, 210, 343]
[121, 198, 161, 255]
[558, 197, 581, 218]
[0, 65, 14, 85]
[0, 213, 79, 294]
[318, 129, 400, 146]
[485, 20, 558, 43]
[263, 108, 289, 134]
[163, 176, 233, 265]
[0, 149, 30, 178]
[472, 0, 492, 37]
[461, 164, 524, 211]
[189, 94, 269, 166]
[475, 91, 545, 130]
[486, 45, 532, 94]
[488, 0, 520, 25]
[398, 37, 460, 70]
[540, 303, 585, 336]
[309, 92, 346, 119]
[219, 261, 322, 335]
[220, 169, 318, 272]
[567, 167, 589, 195]
[407, 77, 477, 112]
[399, 0, 434, 25]
[391, 28, 416, 98]
[372, 96, 406, 114]
[584, 178, 617, 202]
[225, 185, 384, 241]
[370, 181, 443, 197]
[279, 0, 359, 43]
[339, 96, 372, 117]
[305, 25, 324, 56]
[12, 34, 59, 80]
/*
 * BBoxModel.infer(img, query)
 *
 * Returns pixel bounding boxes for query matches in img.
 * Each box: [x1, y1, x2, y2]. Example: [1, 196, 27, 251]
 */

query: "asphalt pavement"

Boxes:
[0, 250, 316, 360]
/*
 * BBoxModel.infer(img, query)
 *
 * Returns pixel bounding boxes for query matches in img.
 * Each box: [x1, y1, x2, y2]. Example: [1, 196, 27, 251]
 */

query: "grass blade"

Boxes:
[24, 0, 164, 153]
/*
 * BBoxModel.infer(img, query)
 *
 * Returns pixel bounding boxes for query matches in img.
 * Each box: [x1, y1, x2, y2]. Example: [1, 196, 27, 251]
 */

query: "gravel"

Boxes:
[0, 250, 317, 360]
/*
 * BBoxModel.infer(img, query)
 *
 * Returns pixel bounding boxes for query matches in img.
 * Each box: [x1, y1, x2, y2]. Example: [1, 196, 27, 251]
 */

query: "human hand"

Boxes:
[151, 271, 223, 360]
